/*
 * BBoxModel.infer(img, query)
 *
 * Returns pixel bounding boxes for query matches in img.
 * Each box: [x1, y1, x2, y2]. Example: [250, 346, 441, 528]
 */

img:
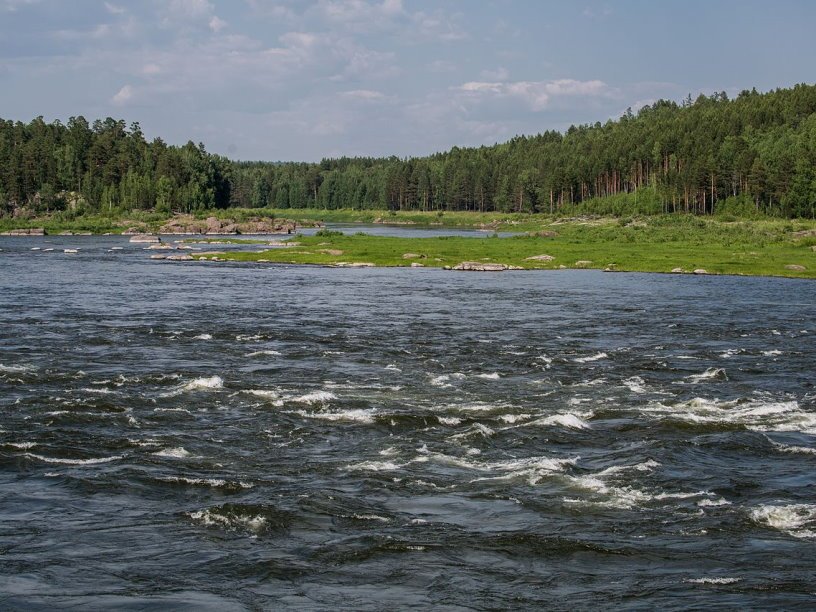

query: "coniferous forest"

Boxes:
[2, 84, 816, 219]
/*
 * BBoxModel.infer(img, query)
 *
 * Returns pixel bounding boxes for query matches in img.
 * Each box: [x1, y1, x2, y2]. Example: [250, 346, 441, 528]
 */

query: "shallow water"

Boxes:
[1, 234, 815, 609]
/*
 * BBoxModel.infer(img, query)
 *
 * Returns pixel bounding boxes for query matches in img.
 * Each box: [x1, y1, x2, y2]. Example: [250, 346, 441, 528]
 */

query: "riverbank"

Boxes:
[180, 216, 816, 279]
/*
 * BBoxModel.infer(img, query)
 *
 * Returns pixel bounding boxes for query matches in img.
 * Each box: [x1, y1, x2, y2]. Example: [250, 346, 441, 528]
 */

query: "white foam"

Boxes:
[181, 376, 224, 392]
[0, 364, 34, 373]
[643, 398, 816, 434]
[449, 423, 495, 441]
[762, 350, 782, 357]
[698, 498, 731, 507]
[526, 413, 591, 430]
[750, 503, 816, 538]
[289, 390, 336, 404]
[25, 453, 123, 465]
[245, 389, 281, 401]
[685, 577, 741, 585]
[573, 352, 608, 363]
[236, 333, 265, 342]
[245, 350, 282, 357]
[6, 441, 37, 449]
[153, 447, 191, 458]
[687, 367, 728, 382]
[349, 514, 389, 522]
[623, 376, 647, 393]
[80, 387, 114, 394]
[162, 476, 253, 488]
[189, 508, 266, 534]
[346, 460, 404, 471]
[193, 333, 213, 340]
[385, 364, 401, 372]
[437, 416, 462, 426]
[476, 372, 501, 380]
[294, 409, 375, 423]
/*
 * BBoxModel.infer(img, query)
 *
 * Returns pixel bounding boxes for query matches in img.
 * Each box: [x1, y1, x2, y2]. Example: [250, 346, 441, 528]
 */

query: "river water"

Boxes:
[1, 231, 815, 609]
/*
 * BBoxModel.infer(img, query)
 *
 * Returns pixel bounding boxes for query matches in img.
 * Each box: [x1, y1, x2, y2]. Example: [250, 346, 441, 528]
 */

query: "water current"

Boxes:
[1, 229, 815, 609]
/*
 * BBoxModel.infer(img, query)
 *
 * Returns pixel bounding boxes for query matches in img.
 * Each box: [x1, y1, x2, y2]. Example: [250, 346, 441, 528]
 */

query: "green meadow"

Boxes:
[200, 215, 816, 279]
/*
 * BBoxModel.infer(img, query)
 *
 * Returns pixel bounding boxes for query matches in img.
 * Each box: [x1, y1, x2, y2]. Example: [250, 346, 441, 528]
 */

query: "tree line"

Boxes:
[2, 84, 816, 218]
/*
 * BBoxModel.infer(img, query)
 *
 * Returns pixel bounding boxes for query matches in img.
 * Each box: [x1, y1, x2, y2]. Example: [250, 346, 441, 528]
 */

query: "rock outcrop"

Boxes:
[156, 214, 307, 235]
[1, 228, 45, 236]
[451, 261, 521, 271]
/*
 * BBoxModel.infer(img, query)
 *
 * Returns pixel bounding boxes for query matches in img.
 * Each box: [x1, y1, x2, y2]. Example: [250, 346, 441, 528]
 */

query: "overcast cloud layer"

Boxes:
[1, 0, 815, 160]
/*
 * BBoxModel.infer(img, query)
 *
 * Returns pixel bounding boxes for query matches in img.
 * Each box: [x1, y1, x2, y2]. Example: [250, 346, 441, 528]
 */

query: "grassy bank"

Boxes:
[200, 216, 816, 279]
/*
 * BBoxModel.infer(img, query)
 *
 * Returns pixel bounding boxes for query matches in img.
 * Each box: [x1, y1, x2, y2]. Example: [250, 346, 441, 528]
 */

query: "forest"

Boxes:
[2, 83, 816, 219]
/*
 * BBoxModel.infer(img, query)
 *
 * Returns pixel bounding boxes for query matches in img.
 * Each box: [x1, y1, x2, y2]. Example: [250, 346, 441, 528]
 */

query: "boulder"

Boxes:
[147, 243, 175, 250]
[452, 261, 512, 271]
[574, 260, 593, 268]
[334, 262, 375, 268]
[410, 262, 425, 268]
[525, 254, 555, 261]
[693, 269, 708, 275]
[785, 264, 807, 271]
[402, 252, 425, 259]
[792, 229, 816, 238]
[150, 254, 167, 260]
[671, 267, 685, 273]
[166, 254, 194, 261]
[129, 234, 160, 243]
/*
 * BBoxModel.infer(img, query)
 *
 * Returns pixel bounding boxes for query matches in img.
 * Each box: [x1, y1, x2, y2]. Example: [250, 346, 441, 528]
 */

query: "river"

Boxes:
[1, 229, 815, 609]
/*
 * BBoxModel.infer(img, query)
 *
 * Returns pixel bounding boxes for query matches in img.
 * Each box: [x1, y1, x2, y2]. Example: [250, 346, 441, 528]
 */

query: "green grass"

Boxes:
[202, 215, 816, 279]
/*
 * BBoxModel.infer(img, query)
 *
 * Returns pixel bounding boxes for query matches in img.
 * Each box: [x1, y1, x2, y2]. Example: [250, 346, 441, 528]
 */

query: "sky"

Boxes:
[1, 0, 815, 161]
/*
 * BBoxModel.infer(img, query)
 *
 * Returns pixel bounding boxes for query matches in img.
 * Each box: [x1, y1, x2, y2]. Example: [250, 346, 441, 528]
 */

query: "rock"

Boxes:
[166, 254, 194, 261]
[525, 254, 555, 261]
[147, 243, 175, 250]
[410, 262, 425, 268]
[528, 230, 558, 238]
[129, 234, 160, 243]
[792, 229, 816, 238]
[319, 249, 344, 256]
[334, 262, 375, 268]
[558, 265, 567, 269]
[574, 260, 593, 268]
[811, 245, 816, 252]
[402, 253, 425, 259]
[671, 267, 685, 273]
[452, 261, 512, 272]
[150, 254, 167, 260]
[1, 228, 45, 236]
[693, 269, 708, 275]
[785, 264, 807, 271]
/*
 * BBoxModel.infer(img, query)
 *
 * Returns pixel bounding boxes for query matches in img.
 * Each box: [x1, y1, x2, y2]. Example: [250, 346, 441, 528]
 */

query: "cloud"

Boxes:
[208, 15, 227, 32]
[341, 89, 385, 100]
[104, 2, 125, 15]
[458, 78, 611, 111]
[112, 84, 134, 105]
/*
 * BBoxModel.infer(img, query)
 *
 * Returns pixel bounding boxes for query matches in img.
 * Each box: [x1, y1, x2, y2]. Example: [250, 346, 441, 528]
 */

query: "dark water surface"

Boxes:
[1, 234, 815, 610]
